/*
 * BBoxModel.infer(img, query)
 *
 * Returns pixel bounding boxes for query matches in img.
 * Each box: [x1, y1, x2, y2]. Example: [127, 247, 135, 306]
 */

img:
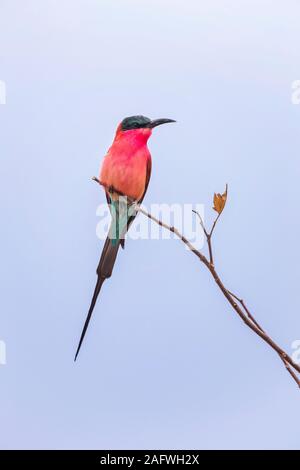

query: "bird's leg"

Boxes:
[108, 185, 115, 195]
[92, 177, 115, 197]
[92, 176, 136, 204]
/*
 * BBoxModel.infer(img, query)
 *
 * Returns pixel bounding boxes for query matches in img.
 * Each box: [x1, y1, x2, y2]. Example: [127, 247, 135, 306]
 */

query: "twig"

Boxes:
[92, 176, 300, 387]
[192, 186, 300, 388]
[227, 291, 300, 388]
[192, 210, 214, 265]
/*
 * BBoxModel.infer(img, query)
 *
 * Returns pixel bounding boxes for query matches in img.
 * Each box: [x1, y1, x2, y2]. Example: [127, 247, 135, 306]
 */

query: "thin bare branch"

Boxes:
[192, 210, 214, 265]
[92, 176, 300, 387]
[227, 291, 300, 388]
[192, 210, 209, 238]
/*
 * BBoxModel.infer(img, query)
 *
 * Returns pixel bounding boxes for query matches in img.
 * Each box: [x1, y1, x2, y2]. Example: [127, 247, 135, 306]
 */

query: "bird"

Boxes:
[74, 115, 175, 360]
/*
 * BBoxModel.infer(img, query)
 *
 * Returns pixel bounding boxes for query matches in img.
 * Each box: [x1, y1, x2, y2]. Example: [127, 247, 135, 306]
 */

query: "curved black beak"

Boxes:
[148, 118, 176, 128]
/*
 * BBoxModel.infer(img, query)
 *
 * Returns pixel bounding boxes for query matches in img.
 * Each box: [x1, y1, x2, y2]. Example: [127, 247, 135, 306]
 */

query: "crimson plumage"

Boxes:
[100, 124, 152, 201]
[75, 115, 175, 360]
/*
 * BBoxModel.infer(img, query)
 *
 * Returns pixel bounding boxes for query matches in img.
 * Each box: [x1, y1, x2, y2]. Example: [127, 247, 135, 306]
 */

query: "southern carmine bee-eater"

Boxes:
[74, 115, 175, 360]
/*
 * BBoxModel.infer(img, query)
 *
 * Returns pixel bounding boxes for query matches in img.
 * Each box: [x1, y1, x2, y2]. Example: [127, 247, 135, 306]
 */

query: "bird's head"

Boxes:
[115, 115, 176, 143]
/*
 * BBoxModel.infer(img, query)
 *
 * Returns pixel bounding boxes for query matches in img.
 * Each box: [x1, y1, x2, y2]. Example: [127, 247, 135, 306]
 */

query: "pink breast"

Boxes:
[100, 147, 150, 201]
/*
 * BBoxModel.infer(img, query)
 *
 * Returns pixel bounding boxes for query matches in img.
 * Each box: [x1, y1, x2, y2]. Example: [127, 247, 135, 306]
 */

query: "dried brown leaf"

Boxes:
[213, 185, 228, 214]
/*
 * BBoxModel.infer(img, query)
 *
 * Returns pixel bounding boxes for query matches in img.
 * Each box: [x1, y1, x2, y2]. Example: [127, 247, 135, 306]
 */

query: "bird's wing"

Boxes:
[120, 157, 152, 249]
[105, 191, 111, 206]
[139, 156, 152, 204]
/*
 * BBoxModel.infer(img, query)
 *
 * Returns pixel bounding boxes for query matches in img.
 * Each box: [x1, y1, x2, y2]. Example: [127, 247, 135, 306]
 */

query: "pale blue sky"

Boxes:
[1, 0, 300, 450]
